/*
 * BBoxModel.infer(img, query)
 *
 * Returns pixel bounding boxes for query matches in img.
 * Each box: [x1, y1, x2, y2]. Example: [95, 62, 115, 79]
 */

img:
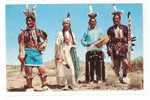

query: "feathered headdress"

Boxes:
[63, 12, 71, 23]
[112, 4, 123, 16]
[23, 5, 36, 19]
[88, 5, 97, 18]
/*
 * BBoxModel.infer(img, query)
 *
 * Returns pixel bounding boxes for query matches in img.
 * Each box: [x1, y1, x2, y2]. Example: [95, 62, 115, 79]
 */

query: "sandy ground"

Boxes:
[7, 61, 143, 91]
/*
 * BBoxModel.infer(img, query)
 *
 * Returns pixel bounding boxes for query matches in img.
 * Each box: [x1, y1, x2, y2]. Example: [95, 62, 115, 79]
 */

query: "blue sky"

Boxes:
[6, 4, 143, 65]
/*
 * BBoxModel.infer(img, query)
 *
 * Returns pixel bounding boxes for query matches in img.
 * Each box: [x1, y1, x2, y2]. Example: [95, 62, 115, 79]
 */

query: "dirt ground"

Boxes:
[7, 61, 143, 91]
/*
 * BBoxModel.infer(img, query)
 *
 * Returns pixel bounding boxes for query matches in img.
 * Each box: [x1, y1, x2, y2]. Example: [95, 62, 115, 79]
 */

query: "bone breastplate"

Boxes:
[114, 26, 124, 39]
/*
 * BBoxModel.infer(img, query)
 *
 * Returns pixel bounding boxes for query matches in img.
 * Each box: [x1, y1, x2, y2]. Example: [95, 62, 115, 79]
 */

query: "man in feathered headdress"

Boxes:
[55, 13, 79, 90]
[106, 5, 131, 83]
[18, 5, 49, 91]
[81, 5, 105, 84]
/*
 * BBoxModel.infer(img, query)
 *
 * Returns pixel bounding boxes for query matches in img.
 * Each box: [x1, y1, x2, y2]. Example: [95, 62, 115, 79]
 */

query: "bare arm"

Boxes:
[18, 32, 25, 64]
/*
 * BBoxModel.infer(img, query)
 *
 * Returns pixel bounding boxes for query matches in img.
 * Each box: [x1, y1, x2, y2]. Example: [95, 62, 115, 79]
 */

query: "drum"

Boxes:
[94, 35, 109, 48]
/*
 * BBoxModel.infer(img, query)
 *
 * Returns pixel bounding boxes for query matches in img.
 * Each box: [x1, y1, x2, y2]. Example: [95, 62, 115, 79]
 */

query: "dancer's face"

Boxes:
[89, 18, 96, 29]
[63, 21, 70, 31]
[26, 17, 36, 28]
[113, 14, 121, 25]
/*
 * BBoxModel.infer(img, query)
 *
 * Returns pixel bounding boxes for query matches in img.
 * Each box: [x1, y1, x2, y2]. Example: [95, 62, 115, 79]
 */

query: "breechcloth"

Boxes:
[25, 48, 43, 67]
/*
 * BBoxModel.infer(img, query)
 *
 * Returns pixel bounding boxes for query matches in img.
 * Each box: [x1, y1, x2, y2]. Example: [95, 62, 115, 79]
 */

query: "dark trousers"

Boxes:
[85, 50, 105, 82]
